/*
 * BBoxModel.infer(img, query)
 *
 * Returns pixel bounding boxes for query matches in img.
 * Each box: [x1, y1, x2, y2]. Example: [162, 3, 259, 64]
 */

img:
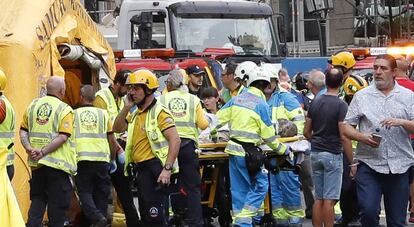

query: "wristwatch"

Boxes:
[163, 163, 173, 171]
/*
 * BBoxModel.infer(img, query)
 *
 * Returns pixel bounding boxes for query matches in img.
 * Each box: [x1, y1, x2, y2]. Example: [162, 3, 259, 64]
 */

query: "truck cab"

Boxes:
[117, 0, 286, 61]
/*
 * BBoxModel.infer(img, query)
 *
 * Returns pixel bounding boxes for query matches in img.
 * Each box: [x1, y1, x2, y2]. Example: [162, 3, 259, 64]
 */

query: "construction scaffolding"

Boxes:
[347, 0, 414, 46]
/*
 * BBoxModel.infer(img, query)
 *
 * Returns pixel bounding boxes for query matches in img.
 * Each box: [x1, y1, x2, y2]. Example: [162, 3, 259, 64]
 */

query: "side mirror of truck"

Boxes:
[272, 13, 288, 57]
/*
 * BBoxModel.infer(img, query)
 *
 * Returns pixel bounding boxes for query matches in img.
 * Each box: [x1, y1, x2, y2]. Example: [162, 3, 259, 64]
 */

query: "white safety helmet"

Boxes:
[260, 64, 279, 80]
[234, 61, 258, 82]
[246, 66, 270, 87]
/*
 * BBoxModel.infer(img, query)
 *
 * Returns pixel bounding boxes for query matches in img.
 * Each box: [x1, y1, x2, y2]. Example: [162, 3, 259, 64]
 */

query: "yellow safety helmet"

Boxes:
[126, 69, 159, 90]
[343, 75, 368, 96]
[0, 69, 6, 92]
[330, 52, 356, 70]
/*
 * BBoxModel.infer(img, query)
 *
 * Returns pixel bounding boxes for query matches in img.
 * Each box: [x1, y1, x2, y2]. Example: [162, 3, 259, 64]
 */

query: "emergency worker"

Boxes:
[113, 69, 180, 227]
[160, 69, 209, 226]
[290, 72, 312, 111]
[0, 69, 16, 181]
[220, 62, 248, 103]
[20, 76, 76, 227]
[262, 64, 306, 226]
[329, 51, 356, 97]
[212, 65, 289, 227]
[94, 70, 140, 226]
[74, 85, 118, 227]
[186, 65, 205, 97]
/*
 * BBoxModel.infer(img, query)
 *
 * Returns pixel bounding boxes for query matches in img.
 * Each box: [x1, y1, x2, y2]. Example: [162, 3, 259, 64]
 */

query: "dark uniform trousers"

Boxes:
[26, 166, 72, 227]
[340, 157, 360, 225]
[111, 139, 140, 227]
[171, 139, 203, 227]
[75, 161, 110, 224]
[135, 158, 169, 227]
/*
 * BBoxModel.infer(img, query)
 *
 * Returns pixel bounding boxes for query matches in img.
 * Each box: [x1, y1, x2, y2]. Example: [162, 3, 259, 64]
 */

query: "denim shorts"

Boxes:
[311, 150, 343, 200]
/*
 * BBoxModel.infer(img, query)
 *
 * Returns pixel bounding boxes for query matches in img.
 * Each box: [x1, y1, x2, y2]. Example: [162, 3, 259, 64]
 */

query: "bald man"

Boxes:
[20, 76, 76, 227]
[74, 85, 117, 227]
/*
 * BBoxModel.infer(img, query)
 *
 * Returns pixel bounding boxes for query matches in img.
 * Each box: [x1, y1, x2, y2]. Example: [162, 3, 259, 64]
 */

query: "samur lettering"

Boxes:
[34, 0, 112, 72]
[36, 0, 67, 50]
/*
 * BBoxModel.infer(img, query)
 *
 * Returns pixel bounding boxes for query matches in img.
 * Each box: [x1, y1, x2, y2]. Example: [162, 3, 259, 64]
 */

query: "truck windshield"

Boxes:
[171, 16, 278, 56]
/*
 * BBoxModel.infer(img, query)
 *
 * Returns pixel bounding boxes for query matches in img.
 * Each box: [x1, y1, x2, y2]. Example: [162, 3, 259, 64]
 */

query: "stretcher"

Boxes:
[197, 136, 305, 226]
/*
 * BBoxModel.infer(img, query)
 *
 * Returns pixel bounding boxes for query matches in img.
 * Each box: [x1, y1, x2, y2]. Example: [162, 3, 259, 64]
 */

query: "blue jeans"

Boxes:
[311, 151, 343, 200]
[356, 162, 410, 227]
[229, 155, 268, 227]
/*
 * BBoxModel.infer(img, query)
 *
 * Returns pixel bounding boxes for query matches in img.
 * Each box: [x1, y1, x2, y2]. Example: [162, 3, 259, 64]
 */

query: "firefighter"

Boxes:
[261, 64, 306, 226]
[20, 76, 76, 227]
[329, 51, 356, 97]
[160, 69, 209, 226]
[220, 62, 248, 103]
[113, 69, 180, 227]
[74, 85, 118, 227]
[94, 69, 140, 226]
[211, 63, 289, 227]
[0, 69, 16, 181]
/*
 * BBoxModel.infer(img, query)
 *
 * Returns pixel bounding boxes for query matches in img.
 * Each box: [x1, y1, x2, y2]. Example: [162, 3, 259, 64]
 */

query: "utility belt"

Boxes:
[126, 158, 178, 192]
[230, 138, 265, 181]
[230, 138, 305, 177]
[127, 158, 160, 176]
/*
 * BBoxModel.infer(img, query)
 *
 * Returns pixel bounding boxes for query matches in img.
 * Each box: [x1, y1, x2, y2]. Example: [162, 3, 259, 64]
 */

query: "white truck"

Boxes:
[115, 0, 287, 62]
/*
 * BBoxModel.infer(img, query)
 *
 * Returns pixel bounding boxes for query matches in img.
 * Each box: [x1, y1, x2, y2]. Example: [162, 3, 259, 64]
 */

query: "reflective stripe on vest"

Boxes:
[74, 107, 110, 162]
[230, 130, 261, 140]
[41, 155, 76, 173]
[78, 151, 109, 158]
[0, 97, 16, 165]
[0, 132, 14, 138]
[27, 96, 77, 175]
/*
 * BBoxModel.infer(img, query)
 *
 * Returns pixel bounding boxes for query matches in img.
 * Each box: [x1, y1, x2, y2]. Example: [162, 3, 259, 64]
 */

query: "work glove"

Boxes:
[117, 151, 126, 164]
[109, 160, 117, 174]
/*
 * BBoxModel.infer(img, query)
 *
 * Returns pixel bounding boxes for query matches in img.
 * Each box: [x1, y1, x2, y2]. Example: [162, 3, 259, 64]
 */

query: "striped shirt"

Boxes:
[345, 82, 414, 174]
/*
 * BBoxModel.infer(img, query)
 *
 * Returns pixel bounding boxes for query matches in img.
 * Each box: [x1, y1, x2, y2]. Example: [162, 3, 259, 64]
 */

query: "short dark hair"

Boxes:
[200, 87, 219, 99]
[325, 68, 343, 89]
[375, 54, 397, 69]
[114, 69, 131, 85]
[223, 62, 237, 75]
[80, 85, 95, 103]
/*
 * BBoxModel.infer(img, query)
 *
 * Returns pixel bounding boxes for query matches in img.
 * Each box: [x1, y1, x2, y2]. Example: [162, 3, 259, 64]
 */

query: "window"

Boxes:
[130, 12, 166, 49]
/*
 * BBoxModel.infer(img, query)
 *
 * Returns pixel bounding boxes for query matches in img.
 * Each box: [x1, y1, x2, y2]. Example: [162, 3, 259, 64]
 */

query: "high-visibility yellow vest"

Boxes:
[0, 96, 15, 166]
[160, 90, 199, 142]
[96, 87, 124, 137]
[96, 87, 124, 123]
[216, 87, 287, 156]
[27, 96, 77, 175]
[74, 106, 110, 163]
[125, 102, 178, 175]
